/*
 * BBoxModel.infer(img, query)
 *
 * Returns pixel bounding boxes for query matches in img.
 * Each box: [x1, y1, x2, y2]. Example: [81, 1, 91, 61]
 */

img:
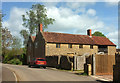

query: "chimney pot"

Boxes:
[87, 29, 92, 36]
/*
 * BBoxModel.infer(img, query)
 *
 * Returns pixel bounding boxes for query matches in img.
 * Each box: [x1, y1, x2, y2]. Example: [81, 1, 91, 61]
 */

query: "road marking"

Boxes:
[5, 67, 18, 83]
[91, 75, 111, 81]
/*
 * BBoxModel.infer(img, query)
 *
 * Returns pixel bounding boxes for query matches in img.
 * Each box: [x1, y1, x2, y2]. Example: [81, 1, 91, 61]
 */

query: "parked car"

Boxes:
[28, 58, 47, 69]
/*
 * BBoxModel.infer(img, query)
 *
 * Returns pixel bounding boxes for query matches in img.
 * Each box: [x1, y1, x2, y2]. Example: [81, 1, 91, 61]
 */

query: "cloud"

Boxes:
[66, 2, 95, 9]
[3, 2, 118, 47]
[106, 31, 118, 47]
[46, 6, 103, 35]
[45, 4, 118, 47]
[3, 7, 28, 36]
[3, 7, 28, 44]
[87, 9, 96, 16]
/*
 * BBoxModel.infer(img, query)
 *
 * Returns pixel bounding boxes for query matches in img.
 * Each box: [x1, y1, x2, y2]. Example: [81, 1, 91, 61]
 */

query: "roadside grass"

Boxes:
[57, 69, 88, 76]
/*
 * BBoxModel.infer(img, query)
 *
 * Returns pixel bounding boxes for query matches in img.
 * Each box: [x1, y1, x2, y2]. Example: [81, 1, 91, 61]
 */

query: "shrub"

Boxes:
[7, 58, 22, 65]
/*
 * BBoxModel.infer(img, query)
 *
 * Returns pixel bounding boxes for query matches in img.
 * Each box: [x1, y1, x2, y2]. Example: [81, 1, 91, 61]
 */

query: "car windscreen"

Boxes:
[37, 59, 45, 61]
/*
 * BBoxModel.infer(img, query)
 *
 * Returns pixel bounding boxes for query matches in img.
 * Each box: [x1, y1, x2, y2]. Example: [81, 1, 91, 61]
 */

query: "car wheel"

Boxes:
[43, 66, 46, 69]
[28, 65, 31, 67]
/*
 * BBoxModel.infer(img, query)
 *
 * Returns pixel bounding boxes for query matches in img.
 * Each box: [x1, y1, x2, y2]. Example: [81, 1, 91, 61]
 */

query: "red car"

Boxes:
[28, 58, 47, 69]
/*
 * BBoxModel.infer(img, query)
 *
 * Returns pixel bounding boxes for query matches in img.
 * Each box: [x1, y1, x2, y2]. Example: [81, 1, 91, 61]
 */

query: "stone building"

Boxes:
[27, 24, 116, 62]
[26, 35, 36, 62]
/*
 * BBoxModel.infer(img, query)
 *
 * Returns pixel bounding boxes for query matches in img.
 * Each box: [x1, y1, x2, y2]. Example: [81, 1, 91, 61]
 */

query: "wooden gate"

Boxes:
[95, 55, 115, 75]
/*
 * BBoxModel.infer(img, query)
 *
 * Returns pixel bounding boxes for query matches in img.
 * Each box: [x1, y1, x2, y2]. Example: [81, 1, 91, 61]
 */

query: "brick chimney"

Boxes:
[87, 29, 92, 36]
[38, 24, 43, 32]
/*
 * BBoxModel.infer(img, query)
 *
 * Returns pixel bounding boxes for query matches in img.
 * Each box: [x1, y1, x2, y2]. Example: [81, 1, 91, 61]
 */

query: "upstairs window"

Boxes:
[79, 45, 83, 48]
[56, 44, 60, 48]
[90, 45, 93, 49]
[68, 44, 72, 48]
[35, 42, 38, 48]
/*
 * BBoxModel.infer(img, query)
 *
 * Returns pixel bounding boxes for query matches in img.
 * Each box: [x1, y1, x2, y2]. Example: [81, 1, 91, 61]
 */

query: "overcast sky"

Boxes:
[2, 1, 118, 48]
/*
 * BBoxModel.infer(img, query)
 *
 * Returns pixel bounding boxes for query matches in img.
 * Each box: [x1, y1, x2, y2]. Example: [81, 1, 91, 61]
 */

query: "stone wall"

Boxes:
[34, 32, 45, 58]
[46, 56, 59, 68]
[60, 56, 73, 70]
[108, 46, 116, 55]
[45, 43, 98, 56]
[26, 37, 34, 63]
[113, 53, 120, 82]
[46, 55, 73, 70]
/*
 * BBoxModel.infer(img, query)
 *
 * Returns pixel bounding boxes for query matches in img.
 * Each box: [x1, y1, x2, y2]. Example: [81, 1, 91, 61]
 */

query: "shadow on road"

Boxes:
[1, 81, 113, 83]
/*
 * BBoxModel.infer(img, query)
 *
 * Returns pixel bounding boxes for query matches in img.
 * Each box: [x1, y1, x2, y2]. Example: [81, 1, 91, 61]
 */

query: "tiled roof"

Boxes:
[42, 32, 116, 46]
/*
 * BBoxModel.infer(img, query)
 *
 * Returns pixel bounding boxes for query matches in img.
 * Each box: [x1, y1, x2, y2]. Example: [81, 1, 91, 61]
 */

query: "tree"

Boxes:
[20, 30, 29, 46]
[0, 10, 2, 61]
[2, 27, 13, 57]
[20, 4, 55, 46]
[92, 31, 106, 37]
[12, 36, 22, 49]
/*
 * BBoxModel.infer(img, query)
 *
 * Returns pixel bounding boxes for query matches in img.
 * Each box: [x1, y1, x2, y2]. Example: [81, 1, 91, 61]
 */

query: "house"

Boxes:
[27, 24, 116, 62]
[26, 35, 36, 62]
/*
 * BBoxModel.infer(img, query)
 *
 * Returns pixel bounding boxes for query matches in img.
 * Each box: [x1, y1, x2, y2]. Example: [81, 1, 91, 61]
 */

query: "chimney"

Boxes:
[87, 29, 92, 36]
[38, 24, 43, 32]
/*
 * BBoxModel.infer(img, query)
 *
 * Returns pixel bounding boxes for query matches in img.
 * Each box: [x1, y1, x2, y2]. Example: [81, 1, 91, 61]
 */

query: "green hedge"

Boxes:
[7, 58, 22, 65]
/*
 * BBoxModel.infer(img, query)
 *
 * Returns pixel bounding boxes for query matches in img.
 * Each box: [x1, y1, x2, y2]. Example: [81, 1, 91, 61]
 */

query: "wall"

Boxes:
[46, 55, 73, 70]
[45, 43, 98, 56]
[26, 37, 34, 63]
[46, 56, 59, 68]
[108, 46, 116, 55]
[34, 32, 45, 58]
[113, 53, 120, 82]
[73, 56, 86, 70]
[60, 56, 73, 70]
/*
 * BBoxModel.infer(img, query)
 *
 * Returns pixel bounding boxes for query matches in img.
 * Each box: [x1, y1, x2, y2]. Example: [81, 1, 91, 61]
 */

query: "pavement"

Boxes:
[1, 64, 112, 83]
[50, 67, 113, 82]
[91, 75, 113, 82]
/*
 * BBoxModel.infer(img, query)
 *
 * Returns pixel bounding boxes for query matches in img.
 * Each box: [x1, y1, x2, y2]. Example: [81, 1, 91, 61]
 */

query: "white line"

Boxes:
[12, 71, 18, 83]
[5, 67, 18, 83]
[91, 75, 111, 81]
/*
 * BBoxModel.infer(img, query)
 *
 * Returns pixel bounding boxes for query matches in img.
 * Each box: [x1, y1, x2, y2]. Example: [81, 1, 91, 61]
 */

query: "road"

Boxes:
[1, 64, 108, 83]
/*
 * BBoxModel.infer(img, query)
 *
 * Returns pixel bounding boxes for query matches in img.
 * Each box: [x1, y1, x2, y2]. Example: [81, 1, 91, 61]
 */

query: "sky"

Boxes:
[1, 1, 119, 48]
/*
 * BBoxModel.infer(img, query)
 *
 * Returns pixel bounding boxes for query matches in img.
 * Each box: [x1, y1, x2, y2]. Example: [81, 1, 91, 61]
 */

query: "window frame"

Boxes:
[56, 43, 60, 48]
[68, 44, 72, 48]
[90, 45, 93, 49]
[79, 44, 83, 48]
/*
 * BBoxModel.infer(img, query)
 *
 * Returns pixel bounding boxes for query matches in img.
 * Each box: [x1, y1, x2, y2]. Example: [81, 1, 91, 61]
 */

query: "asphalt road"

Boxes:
[1, 64, 108, 83]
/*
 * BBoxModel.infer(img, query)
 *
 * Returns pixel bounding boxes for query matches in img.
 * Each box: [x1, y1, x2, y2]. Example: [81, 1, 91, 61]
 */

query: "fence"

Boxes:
[95, 54, 115, 75]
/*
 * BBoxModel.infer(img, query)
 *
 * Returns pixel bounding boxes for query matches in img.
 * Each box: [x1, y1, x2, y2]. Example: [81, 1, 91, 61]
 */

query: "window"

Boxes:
[79, 45, 83, 48]
[90, 45, 93, 49]
[35, 42, 38, 48]
[68, 44, 72, 48]
[29, 43, 32, 47]
[56, 44, 60, 48]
